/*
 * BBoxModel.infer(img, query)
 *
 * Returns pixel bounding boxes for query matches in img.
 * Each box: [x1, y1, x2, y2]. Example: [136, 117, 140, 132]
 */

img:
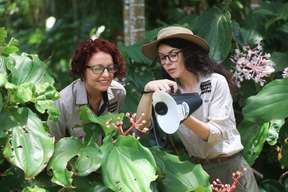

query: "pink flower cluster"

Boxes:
[211, 168, 247, 192]
[231, 43, 274, 87]
[106, 112, 149, 137]
[282, 67, 288, 79]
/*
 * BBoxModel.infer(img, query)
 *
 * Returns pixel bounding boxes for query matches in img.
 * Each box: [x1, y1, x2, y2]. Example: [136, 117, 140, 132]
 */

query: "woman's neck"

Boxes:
[178, 71, 198, 92]
[85, 84, 103, 112]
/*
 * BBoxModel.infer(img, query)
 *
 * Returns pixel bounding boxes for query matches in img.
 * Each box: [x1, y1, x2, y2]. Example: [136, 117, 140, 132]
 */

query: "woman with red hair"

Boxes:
[48, 39, 126, 141]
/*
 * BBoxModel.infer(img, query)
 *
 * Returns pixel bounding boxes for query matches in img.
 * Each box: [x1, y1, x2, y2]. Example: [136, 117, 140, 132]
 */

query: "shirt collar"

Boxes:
[75, 79, 88, 105]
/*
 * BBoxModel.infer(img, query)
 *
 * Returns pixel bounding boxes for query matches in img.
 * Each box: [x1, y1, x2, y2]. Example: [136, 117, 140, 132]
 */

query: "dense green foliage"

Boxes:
[1, 0, 288, 191]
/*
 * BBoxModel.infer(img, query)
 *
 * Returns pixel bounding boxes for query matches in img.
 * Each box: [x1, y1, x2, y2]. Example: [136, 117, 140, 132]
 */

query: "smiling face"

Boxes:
[84, 51, 115, 94]
[158, 44, 188, 79]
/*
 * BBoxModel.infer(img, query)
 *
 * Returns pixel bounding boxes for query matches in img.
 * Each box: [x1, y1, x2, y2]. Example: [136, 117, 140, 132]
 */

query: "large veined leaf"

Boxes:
[240, 121, 270, 166]
[8, 53, 54, 85]
[271, 52, 288, 72]
[150, 148, 211, 192]
[74, 144, 103, 176]
[243, 79, 288, 122]
[48, 137, 103, 187]
[231, 21, 263, 46]
[3, 53, 59, 120]
[80, 106, 124, 137]
[3, 107, 54, 179]
[6, 81, 59, 120]
[240, 119, 285, 166]
[101, 135, 157, 192]
[194, 7, 232, 62]
[34, 82, 60, 121]
[48, 138, 81, 187]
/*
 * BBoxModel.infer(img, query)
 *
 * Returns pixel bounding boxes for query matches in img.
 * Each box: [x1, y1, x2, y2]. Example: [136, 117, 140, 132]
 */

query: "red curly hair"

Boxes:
[71, 39, 126, 80]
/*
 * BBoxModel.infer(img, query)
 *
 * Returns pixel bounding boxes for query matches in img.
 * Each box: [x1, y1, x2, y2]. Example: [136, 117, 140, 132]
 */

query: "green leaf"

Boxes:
[0, 27, 7, 45]
[125, 43, 151, 64]
[74, 144, 103, 176]
[270, 52, 288, 72]
[231, 21, 263, 46]
[5, 59, 59, 119]
[48, 137, 103, 187]
[0, 55, 7, 75]
[2, 45, 19, 56]
[9, 53, 54, 85]
[22, 185, 47, 192]
[101, 136, 157, 192]
[150, 148, 211, 192]
[3, 107, 54, 179]
[48, 137, 82, 187]
[80, 105, 124, 137]
[243, 79, 288, 122]
[0, 92, 2, 112]
[240, 121, 270, 165]
[0, 73, 7, 88]
[266, 119, 285, 145]
[194, 7, 232, 62]
[8, 82, 34, 103]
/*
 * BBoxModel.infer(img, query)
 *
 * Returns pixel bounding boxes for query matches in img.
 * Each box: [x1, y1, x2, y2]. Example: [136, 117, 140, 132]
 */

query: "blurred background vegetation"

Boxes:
[1, 0, 288, 190]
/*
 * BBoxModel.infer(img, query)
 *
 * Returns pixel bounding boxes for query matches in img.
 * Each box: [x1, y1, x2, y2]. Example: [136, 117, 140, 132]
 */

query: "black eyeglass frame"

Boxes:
[158, 50, 182, 65]
[86, 65, 118, 74]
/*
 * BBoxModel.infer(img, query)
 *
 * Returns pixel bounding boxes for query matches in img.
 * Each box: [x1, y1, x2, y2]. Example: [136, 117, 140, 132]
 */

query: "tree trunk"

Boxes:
[123, 0, 145, 46]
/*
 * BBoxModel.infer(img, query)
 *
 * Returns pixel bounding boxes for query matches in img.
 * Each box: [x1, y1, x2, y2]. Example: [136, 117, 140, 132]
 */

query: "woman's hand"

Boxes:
[144, 79, 178, 93]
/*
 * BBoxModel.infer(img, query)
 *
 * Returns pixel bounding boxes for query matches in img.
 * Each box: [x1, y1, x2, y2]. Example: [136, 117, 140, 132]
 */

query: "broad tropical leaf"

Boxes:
[3, 107, 54, 179]
[240, 121, 270, 165]
[80, 105, 124, 136]
[194, 7, 232, 62]
[243, 79, 288, 122]
[101, 136, 157, 192]
[74, 144, 103, 176]
[48, 137, 82, 187]
[48, 137, 103, 187]
[271, 52, 288, 72]
[8, 53, 54, 85]
[150, 148, 211, 192]
[231, 21, 263, 46]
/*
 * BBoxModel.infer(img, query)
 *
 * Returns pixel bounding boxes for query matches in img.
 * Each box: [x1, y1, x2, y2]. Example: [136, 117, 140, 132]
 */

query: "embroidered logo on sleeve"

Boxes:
[108, 102, 118, 112]
[200, 80, 212, 94]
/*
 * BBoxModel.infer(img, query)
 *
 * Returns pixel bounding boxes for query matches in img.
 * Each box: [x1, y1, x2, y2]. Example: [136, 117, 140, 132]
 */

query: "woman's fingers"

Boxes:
[144, 79, 178, 93]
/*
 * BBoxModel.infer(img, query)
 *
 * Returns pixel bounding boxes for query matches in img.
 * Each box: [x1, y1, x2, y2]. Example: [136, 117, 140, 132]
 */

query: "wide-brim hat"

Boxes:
[142, 26, 209, 60]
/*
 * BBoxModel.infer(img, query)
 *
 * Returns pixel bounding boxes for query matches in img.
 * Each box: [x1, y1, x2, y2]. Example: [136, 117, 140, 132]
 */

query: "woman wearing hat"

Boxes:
[137, 26, 259, 192]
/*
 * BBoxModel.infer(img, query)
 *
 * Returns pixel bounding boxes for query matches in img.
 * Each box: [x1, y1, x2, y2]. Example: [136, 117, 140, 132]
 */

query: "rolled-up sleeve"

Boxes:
[207, 76, 235, 144]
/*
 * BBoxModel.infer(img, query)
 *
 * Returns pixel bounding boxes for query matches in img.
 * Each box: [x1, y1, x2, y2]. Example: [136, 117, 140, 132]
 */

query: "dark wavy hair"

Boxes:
[71, 39, 126, 80]
[157, 38, 236, 94]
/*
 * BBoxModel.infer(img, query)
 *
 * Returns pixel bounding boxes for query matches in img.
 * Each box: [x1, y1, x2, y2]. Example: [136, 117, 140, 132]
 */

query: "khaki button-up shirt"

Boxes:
[177, 73, 243, 159]
[48, 79, 126, 140]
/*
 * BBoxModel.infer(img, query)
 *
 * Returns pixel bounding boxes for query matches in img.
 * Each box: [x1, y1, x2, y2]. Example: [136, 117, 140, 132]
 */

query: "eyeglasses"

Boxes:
[158, 50, 182, 65]
[87, 65, 117, 74]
